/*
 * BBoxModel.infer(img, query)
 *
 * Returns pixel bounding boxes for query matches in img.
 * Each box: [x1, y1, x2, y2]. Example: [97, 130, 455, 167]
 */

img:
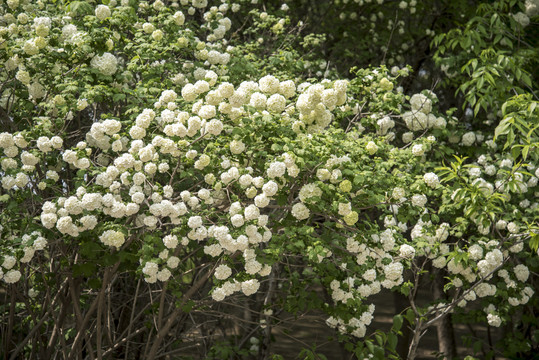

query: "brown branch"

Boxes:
[146, 264, 215, 360]
[8, 280, 68, 360]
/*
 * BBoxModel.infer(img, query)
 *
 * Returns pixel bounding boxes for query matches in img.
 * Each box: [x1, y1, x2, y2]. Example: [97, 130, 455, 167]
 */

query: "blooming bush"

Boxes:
[0, 0, 537, 359]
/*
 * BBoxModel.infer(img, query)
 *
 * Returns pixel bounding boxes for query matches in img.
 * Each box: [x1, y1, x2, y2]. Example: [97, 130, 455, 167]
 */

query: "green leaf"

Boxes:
[471, 59, 478, 70]
[113, 93, 126, 102]
[365, 340, 374, 353]
[511, 145, 520, 159]
[387, 333, 398, 351]
[473, 340, 482, 354]
[68, 1, 93, 16]
[477, 76, 484, 89]
[392, 315, 403, 332]
[530, 233, 539, 252]
[375, 333, 384, 347]
[181, 300, 195, 313]
[494, 117, 511, 141]
[373, 346, 385, 359]
[89, 278, 102, 289]
[79, 241, 102, 259]
[522, 146, 529, 161]
[103, 253, 120, 266]
[405, 308, 415, 326]
[73, 263, 96, 277]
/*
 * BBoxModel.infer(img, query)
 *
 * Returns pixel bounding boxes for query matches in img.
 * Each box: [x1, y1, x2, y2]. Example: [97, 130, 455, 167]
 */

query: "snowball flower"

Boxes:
[514, 264, 529, 282]
[167, 256, 180, 269]
[244, 204, 260, 221]
[267, 94, 286, 113]
[344, 211, 359, 226]
[299, 183, 322, 202]
[392, 187, 405, 200]
[384, 262, 404, 281]
[231, 214, 245, 227]
[487, 313, 502, 327]
[513, 12, 530, 27]
[163, 234, 179, 249]
[250, 92, 267, 110]
[212, 287, 226, 301]
[3, 270, 21, 284]
[410, 93, 432, 114]
[230, 140, 245, 154]
[143, 261, 158, 276]
[402, 132, 414, 143]
[461, 132, 476, 146]
[205, 119, 224, 135]
[338, 202, 351, 216]
[254, 194, 270, 208]
[399, 244, 416, 258]
[411, 194, 427, 207]
[188, 216, 203, 229]
[241, 279, 260, 296]
[91, 52, 118, 76]
[2, 256, 16, 270]
[152, 30, 164, 41]
[403, 111, 428, 131]
[267, 162, 286, 178]
[262, 181, 278, 197]
[215, 264, 232, 280]
[95, 5, 111, 20]
[198, 105, 216, 119]
[157, 269, 172, 282]
[173, 11, 185, 25]
[291, 203, 310, 220]
[99, 230, 125, 249]
[366, 141, 378, 155]
[423, 172, 439, 188]
[468, 244, 483, 260]
[411, 144, 424, 156]
[507, 222, 519, 234]
[259, 75, 280, 94]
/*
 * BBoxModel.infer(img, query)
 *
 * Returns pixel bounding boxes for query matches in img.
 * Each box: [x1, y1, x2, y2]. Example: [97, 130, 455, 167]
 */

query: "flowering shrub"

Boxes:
[0, 0, 537, 359]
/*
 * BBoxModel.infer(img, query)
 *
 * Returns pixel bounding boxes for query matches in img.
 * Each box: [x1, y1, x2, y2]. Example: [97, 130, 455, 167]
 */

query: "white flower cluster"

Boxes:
[298, 183, 322, 202]
[142, 259, 173, 283]
[2, 0, 537, 338]
[211, 278, 261, 301]
[291, 203, 310, 220]
[1, 231, 48, 284]
[377, 116, 395, 135]
[295, 80, 348, 132]
[99, 230, 125, 249]
[0, 133, 60, 190]
[326, 304, 375, 338]
[95, 5, 111, 21]
[526, 0, 539, 16]
[91, 52, 118, 76]
[382, 262, 404, 288]
[477, 249, 503, 277]
[423, 172, 439, 188]
[487, 313, 502, 327]
[403, 93, 445, 131]
[399, 244, 416, 258]
[214, 264, 232, 280]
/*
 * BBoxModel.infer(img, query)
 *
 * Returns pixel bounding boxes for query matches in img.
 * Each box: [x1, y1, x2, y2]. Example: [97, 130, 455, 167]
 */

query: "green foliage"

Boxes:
[0, 0, 538, 360]
[495, 95, 538, 162]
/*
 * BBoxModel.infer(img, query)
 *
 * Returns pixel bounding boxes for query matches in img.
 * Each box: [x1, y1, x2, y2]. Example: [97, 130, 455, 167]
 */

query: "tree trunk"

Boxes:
[433, 269, 457, 360]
